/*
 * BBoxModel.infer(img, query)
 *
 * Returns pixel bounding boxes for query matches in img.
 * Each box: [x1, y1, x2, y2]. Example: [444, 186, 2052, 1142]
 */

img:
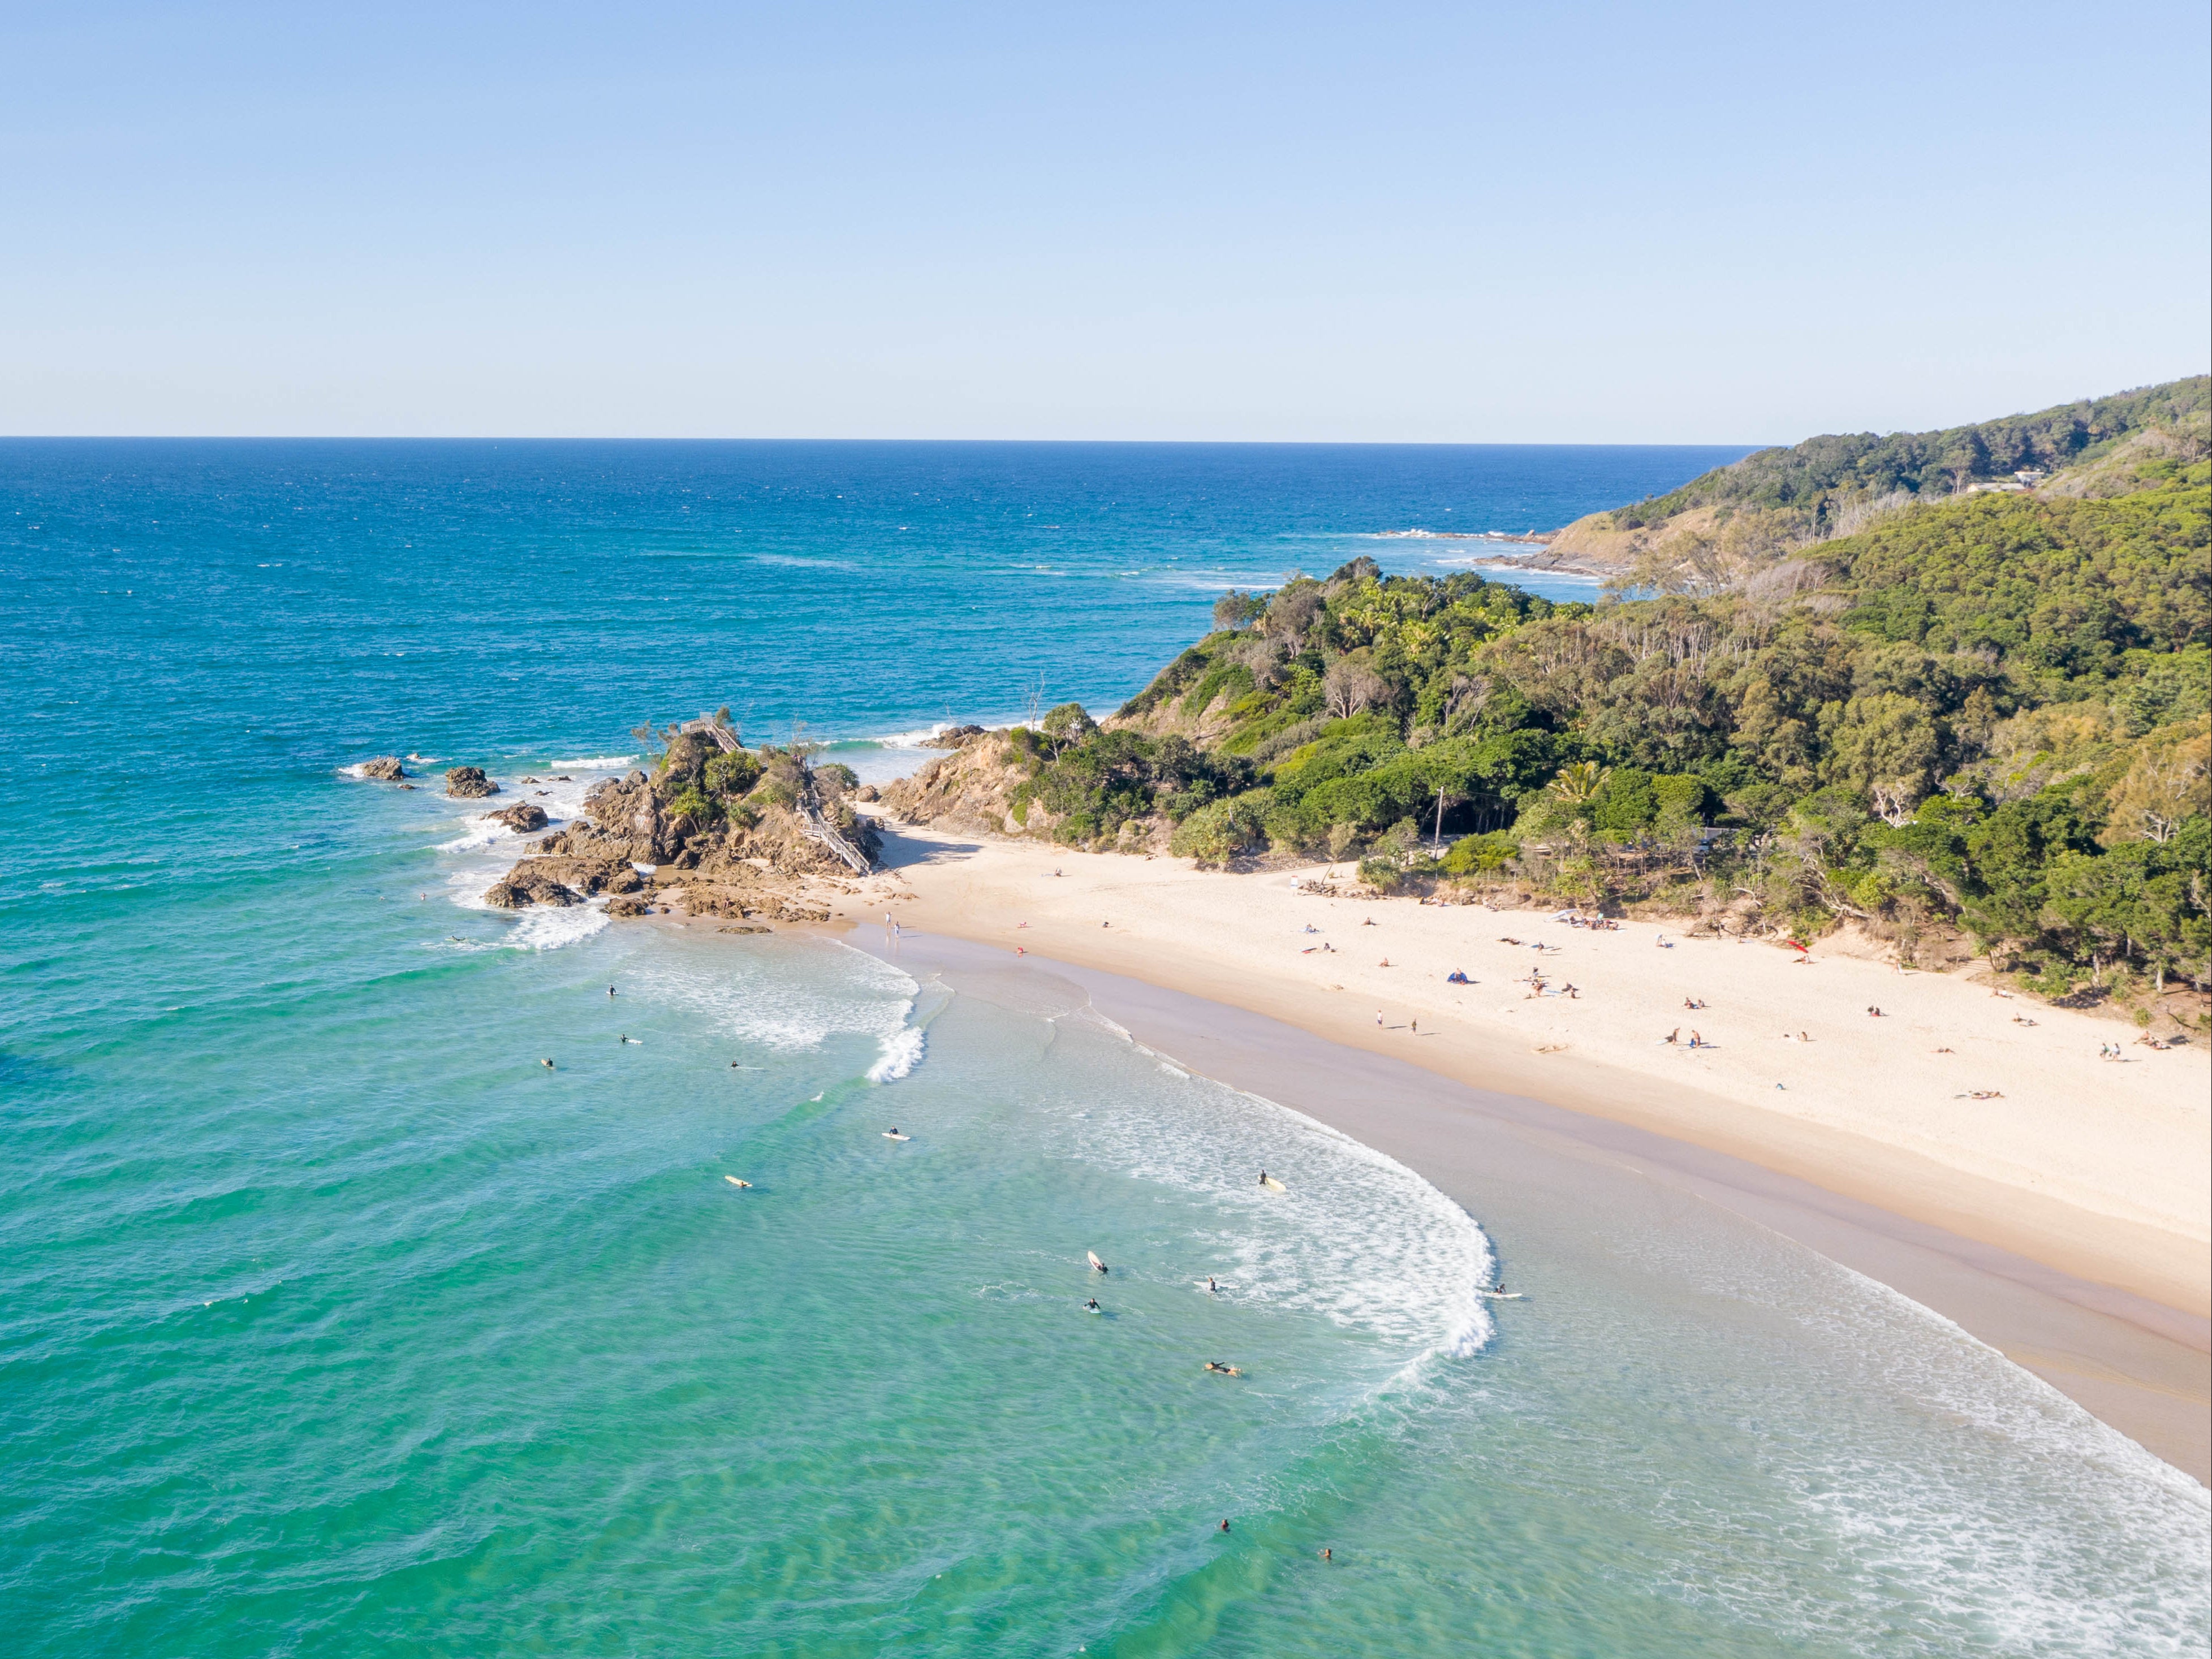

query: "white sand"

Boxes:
[853, 816, 2211, 1317]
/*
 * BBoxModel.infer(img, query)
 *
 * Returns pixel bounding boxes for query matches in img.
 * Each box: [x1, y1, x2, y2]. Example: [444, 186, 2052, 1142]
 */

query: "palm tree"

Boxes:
[1549, 761, 1611, 804]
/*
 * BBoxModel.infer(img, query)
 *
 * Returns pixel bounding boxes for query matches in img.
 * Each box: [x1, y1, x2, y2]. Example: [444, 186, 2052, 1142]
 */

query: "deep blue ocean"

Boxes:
[3, 440, 2205, 1657]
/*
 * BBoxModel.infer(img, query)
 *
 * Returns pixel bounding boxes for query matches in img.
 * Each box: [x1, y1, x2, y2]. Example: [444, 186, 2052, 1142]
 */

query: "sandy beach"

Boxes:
[845, 813, 2212, 1478]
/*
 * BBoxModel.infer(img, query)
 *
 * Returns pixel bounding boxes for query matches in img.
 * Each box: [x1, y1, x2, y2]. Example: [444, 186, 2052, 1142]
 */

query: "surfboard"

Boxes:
[882, 1131, 911, 1141]
[1260, 1175, 1288, 1193]
[1088, 1251, 1108, 1273]
[723, 1176, 752, 1188]
[1480, 1289, 1523, 1300]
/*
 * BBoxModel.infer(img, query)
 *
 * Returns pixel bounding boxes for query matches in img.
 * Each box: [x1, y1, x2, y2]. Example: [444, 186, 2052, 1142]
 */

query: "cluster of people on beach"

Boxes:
[1550, 911, 1621, 931]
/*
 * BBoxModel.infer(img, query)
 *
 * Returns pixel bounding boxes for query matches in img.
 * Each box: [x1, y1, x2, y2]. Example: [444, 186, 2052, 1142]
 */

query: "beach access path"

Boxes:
[850, 815, 2209, 1323]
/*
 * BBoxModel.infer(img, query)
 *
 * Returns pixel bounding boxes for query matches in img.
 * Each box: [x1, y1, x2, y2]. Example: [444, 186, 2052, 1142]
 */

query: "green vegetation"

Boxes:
[1000, 440, 2210, 997]
[1559, 375, 2210, 595]
[1609, 376, 2209, 539]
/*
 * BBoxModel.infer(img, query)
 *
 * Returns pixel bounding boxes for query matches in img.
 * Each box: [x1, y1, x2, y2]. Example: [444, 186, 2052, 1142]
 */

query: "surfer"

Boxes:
[1321, 1548, 1332, 1561]
[1205, 1362, 1242, 1376]
[1206, 1276, 1218, 1294]
[540, 1059, 555, 1069]
[608, 985, 616, 996]
[1085, 1297, 1099, 1311]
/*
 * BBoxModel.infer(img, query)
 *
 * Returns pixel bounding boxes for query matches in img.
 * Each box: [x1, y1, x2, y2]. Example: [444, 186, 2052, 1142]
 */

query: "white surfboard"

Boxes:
[1260, 1174, 1288, 1193]
[1088, 1251, 1108, 1273]
[883, 1131, 911, 1141]
[723, 1176, 752, 1189]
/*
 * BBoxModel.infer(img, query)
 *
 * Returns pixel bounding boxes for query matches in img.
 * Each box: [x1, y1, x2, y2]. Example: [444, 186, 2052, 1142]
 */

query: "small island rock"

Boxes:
[357, 756, 408, 780]
[488, 802, 549, 832]
[446, 766, 500, 799]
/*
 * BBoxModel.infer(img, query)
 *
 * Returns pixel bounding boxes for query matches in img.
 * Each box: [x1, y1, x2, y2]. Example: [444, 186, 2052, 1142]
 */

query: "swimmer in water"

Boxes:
[1085, 1298, 1099, 1311]
[1205, 1361, 1243, 1376]
[609, 986, 616, 996]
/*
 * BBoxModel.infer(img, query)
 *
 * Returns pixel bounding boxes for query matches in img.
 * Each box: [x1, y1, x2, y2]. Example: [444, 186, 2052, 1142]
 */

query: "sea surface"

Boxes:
[2, 440, 2205, 1656]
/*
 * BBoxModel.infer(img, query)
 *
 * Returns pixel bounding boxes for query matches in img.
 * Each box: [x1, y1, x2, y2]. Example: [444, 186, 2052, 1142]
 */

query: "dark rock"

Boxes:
[446, 766, 500, 799]
[488, 802, 549, 832]
[484, 867, 580, 908]
[717, 924, 772, 934]
[606, 892, 654, 918]
[921, 724, 986, 749]
[356, 756, 408, 780]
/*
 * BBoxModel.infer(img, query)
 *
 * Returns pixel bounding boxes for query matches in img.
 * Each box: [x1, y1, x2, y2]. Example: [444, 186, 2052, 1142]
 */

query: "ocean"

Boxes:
[2, 439, 2205, 1656]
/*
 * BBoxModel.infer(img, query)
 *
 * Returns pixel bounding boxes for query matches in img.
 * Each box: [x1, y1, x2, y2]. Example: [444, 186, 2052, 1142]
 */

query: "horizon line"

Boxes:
[0, 433, 1773, 450]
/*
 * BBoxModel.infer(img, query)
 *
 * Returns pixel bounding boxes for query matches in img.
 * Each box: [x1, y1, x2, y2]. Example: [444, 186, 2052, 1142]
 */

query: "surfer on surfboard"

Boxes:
[1088, 1251, 1108, 1273]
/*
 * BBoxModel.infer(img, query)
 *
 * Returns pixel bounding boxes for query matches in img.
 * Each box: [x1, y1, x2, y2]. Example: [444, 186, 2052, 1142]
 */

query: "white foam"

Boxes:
[505, 902, 611, 952]
[620, 943, 922, 1062]
[547, 755, 639, 770]
[1048, 1030, 1495, 1370]
[866, 1022, 927, 1083]
[438, 815, 527, 853]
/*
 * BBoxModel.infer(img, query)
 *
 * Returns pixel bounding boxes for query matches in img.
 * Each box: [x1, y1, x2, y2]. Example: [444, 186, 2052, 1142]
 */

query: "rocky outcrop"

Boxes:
[481, 856, 642, 909]
[484, 867, 580, 908]
[484, 740, 880, 926]
[921, 724, 985, 749]
[488, 802, 549, 832]
[877, 730, 1034, 836]
[356, 756, 408, 780]
[446, 766, 499, 799]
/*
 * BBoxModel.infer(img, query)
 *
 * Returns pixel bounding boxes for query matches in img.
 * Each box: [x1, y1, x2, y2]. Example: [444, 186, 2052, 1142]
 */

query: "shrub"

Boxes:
[1442, 832, 1519, 876]
[705, 751, 763, 797]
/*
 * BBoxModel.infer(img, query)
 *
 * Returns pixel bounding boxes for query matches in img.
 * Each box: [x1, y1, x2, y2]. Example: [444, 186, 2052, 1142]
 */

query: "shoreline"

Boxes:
[838, 816, 2211, 1482]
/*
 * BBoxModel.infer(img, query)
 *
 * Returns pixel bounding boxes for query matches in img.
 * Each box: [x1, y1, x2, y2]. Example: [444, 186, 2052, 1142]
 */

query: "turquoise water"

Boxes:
[3, 442, 2205, 1654]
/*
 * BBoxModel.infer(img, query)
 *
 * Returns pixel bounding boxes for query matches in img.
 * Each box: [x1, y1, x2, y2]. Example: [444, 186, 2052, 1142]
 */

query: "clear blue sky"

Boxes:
[3, 2, 2206, 442]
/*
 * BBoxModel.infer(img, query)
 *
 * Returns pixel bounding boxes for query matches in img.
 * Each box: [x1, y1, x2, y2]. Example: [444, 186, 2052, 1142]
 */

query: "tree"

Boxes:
[1212, 589, 1267, 631]
[2100, 719, 2210, 845]
[1550, 761, 1610, 803]
[1040, 702, 1098, 755]
[1323, 658, 1387, 719]
[1823, 692, 1939, 814]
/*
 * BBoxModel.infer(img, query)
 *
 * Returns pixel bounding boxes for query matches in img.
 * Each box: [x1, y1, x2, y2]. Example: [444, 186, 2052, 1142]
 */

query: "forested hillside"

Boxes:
[1542, 375, 2210, 593]
[902, 432, 2210, 1012]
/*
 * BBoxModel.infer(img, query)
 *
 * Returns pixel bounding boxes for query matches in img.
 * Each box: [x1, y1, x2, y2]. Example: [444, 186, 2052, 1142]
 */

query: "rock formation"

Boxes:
[487, 802, 549, 832]
[356, 756, 408, 780]
[485, 723, 881, 924]
[446, 766, 499, 799]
